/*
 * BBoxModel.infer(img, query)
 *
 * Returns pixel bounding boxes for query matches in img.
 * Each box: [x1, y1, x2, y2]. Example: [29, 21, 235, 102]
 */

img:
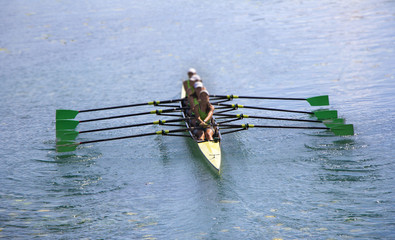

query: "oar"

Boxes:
[56, 118, 189, 141]
[56, 108, 182, 130]
[56, 98, 185, 119]
[56, 128, 190, 152]
[210, 94, 329, 106]
[211, 103, 337, 120]
[214, 113, 344, 126]
[219, 123, 354, 136]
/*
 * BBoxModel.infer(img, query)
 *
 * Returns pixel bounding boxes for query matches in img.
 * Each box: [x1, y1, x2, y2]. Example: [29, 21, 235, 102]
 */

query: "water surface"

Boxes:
[1, 0, 394, 239]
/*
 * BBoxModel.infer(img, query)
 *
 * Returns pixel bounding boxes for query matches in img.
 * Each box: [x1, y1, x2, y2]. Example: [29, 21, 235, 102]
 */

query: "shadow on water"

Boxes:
[154, 134, 171, 164]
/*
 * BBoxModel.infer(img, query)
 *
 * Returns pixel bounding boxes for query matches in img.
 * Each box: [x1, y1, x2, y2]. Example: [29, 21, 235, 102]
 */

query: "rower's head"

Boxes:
[190, 75, 201, 82]
[199, 90, 210, 103]
[194, 81, 203, 90]
[188, 68, 196, 78]
[194, 82, 204, 99]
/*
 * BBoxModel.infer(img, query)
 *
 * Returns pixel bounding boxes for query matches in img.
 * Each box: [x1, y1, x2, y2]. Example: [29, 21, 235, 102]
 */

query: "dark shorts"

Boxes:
[193, 126, 214, 135]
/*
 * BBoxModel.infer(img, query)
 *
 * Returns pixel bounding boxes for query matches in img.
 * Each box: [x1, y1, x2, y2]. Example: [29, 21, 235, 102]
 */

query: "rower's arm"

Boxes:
[183, 80, 188, 93]
[187, 96, 195, 108]
[193, 105, 203, 124]
[203, 104, 215, 123]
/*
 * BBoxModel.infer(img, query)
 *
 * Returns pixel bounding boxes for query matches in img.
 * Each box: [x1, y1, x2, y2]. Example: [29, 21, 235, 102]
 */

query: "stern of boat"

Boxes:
[197, 141, 222, 171]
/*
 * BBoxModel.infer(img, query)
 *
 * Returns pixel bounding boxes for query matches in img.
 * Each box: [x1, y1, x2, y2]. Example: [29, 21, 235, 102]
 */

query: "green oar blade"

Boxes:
[56, 130, 79, 141]
[330, 124, 354, 136]
[56, 110, 79, 120]
[313, 110, 338, 120]
[56, 120, 79, 130]
[56, 141, 80, 152]
[306, 95, 329, 106]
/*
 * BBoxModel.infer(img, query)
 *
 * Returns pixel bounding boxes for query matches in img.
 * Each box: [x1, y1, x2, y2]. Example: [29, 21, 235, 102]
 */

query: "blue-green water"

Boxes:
[1, 0, 394, 239]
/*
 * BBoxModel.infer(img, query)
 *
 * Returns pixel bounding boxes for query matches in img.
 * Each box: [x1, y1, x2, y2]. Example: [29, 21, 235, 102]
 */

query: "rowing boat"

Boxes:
[55, 84, 354, 166]
[180, 85, 222, 172]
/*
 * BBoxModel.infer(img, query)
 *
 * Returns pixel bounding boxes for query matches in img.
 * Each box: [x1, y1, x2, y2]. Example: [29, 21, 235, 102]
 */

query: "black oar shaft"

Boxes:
[79, 118, 189, 134]
[214, 113, 322, 123]
[239, 96, 306, 101]
[213, 103, 312, 114]
[78, 98, 185, 113]
[243, 105, 312, 114]
[79, 108, 181, 123]
[220, 124, 328, 130]
[79, 129, 189, 144]
[79, 122, 148, 133]
[253, 125, 328, 130]
[210, 94, 306, 101]
[79, 103, 147, 113]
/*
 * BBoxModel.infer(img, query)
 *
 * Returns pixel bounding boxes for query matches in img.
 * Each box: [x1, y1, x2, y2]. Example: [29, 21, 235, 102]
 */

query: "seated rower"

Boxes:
[193, 81, 205, 99]
[185, 75, 202, 114]
[188, 81, 205, 127]
[183, 68, 200, 96]
[193, 90, 215, 141]
[188, 68, 196, 79]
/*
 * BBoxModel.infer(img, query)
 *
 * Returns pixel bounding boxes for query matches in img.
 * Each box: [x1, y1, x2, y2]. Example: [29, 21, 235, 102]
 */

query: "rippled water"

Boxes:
[1, 0, 394, 239]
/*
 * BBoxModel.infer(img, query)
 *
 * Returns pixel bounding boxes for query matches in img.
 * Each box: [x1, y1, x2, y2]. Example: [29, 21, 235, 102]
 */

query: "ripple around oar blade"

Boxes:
[56, 141, 79, 152]
[56, 130, 79, 141]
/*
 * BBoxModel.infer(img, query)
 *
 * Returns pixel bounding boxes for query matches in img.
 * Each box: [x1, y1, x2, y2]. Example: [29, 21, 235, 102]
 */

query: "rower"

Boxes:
[188, 81, 205, 127]
[183, 68, 200, 97]
[188, 68, 196, 79]
[193, 81, 204, 100]
[193, 90, 215, 141]
[185, 75, 202, 114]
